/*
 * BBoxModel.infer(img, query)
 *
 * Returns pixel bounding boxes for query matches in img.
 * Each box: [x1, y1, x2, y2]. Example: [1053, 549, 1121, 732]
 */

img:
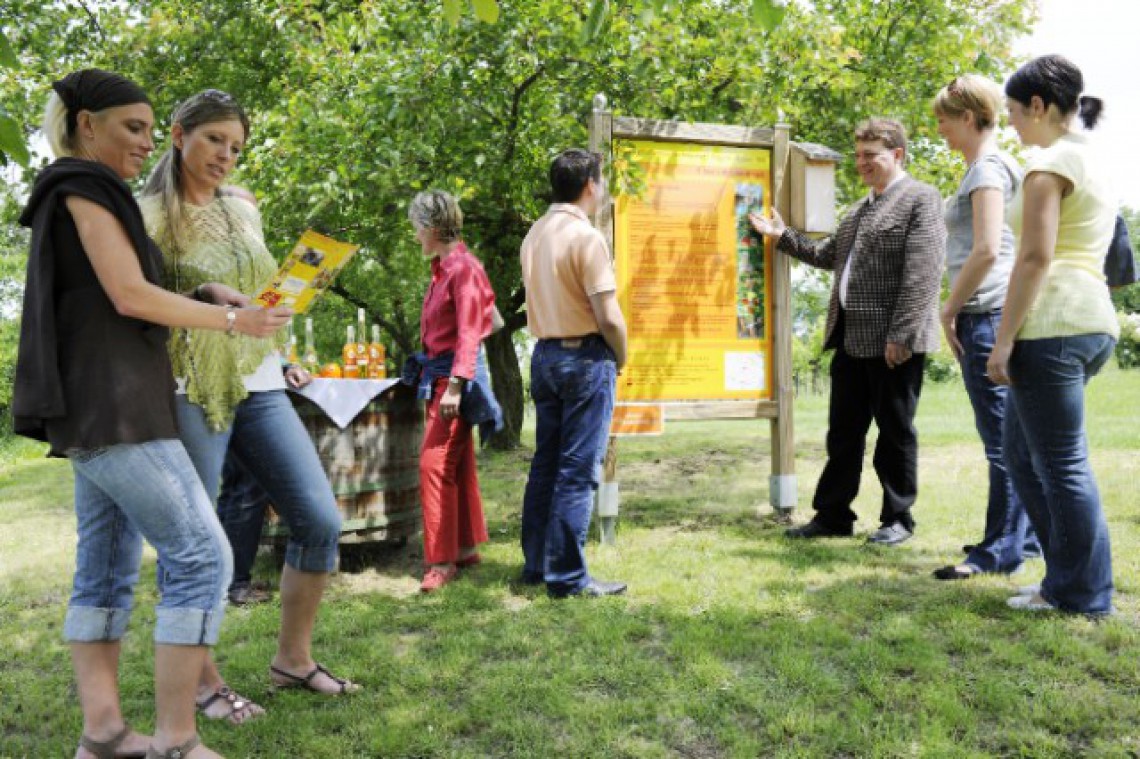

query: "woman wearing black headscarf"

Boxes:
[14, 69, 289, 759]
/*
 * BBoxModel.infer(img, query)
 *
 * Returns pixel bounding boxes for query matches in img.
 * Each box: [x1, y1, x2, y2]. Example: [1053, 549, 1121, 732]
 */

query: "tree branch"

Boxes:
[71, 0, 107, 44]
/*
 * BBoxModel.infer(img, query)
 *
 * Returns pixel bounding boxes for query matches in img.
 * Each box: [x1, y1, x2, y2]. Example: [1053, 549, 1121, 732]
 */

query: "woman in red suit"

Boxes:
[406, 190, 501, 592]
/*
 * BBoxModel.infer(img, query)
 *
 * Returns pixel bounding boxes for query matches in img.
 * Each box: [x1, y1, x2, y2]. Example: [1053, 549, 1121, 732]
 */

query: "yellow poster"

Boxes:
[613, 140, 773, 402]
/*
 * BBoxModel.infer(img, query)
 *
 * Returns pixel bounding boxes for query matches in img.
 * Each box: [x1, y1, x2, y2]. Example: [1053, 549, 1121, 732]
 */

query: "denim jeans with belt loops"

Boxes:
[956, 310, 1039, 573]
[66, 439, 232, 645]
[1004, 333, 1116, 614]
[520, 335, 616, 596]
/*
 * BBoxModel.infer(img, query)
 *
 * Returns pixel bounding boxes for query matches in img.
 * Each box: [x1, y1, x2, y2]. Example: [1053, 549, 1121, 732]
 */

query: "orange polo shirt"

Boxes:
[520, 204, 616, 339]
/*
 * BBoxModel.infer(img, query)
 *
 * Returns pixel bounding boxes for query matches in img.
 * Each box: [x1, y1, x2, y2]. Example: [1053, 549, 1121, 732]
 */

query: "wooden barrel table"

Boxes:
[263, 381, 423, 545]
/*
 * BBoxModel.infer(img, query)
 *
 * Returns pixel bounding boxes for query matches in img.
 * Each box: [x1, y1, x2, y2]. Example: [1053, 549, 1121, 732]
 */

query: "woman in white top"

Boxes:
[989, 55, 1119, 615]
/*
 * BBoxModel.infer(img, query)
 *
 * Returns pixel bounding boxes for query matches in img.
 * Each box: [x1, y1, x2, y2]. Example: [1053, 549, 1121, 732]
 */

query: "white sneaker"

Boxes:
[1007, 593, 1054, 611]
[1016, 583, 1041, 596]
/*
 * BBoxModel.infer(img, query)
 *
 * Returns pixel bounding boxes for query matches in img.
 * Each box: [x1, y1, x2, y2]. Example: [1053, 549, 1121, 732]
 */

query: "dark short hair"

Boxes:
[1005, 54, 1103, 130]
[549, 149, 602, 203]
[853, 118, 907, 154]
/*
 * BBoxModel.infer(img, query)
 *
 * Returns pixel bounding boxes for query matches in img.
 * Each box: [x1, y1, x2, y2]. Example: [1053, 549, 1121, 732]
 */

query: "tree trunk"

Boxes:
[485, 328, 524, 449]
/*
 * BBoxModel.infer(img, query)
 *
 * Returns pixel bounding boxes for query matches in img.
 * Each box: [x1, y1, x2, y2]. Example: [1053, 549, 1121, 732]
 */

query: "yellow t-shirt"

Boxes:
[520, 204, 616, 339]
[1008, 132, 1119, 340]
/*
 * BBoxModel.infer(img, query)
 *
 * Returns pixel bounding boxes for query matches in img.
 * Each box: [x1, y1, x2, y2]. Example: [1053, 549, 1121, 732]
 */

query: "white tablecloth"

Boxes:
[291, 378, 401, 429]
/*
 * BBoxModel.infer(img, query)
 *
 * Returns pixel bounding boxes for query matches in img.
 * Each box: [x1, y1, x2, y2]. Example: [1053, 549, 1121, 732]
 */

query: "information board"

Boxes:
[613, 140, 773, 402]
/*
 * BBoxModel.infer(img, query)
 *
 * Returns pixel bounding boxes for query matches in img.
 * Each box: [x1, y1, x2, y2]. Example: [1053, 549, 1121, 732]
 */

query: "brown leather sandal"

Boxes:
[269, 663, 360, 695]
[79, 724, 147, 758]
[195, 685, 264, 724]
[145, 734, 200, 759]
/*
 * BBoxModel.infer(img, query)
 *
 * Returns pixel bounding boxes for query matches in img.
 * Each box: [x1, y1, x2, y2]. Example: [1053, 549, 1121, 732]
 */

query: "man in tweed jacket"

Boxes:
[750, 118, 945, 545]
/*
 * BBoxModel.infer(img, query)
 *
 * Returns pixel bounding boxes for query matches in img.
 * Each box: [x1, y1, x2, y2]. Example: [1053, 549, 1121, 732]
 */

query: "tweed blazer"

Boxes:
[777, 175, 945, 358]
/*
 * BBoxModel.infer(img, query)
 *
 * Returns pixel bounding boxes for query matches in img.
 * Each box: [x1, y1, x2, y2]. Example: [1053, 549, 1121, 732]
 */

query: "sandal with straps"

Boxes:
[195, 685, 264, 724]
[145, 734, 200, 759]
[269, 663, 361, 695]
[79, 724, 148, 758]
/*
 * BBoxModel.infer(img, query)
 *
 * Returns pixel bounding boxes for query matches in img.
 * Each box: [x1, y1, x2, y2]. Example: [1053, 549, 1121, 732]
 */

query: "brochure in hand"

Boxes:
[254, 229, 360, 313]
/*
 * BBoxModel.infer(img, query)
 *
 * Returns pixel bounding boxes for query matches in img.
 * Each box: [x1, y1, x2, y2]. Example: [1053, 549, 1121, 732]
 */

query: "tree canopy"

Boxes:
[0, 0, 1035, 445]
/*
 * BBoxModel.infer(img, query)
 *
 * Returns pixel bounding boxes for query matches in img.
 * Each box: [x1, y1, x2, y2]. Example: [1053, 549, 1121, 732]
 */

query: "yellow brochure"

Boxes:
[253, 229, 360, 313]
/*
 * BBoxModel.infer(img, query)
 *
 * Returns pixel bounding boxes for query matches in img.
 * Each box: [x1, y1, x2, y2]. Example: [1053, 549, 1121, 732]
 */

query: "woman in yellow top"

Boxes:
[987, 55, 1120, 615]
[141, 90, 359, 721]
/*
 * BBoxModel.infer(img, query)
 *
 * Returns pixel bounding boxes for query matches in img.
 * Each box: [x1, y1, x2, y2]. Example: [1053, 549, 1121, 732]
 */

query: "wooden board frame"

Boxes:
[589, 96, 797, 513]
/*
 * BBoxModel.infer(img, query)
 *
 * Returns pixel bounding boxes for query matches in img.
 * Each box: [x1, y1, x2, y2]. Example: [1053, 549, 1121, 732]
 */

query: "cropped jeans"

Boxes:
[1004, 333, 1116, 615]
[66, 439, 231, 646]
[176, 390, 341, 575]
[956, 311, 1039, 573]
[521, 336, 616, 597]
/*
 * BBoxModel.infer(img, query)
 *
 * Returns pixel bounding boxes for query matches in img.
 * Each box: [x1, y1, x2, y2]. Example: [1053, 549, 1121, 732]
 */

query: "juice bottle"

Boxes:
[367, 324, 387, 379]
[354, 308, 370, 379]
[301, 317, 320, 375]
[342, 325, 360, 379]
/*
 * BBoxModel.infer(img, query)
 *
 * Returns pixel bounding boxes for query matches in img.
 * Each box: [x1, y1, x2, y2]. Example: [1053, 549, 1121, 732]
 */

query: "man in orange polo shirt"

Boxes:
[519, 149, 628, 598]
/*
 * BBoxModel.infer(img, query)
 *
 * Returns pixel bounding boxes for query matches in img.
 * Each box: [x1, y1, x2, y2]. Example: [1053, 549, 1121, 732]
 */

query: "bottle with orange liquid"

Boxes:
[354, 308, 370, 378]
[367, 324, 387, 379]
[342, 325, 361, 379]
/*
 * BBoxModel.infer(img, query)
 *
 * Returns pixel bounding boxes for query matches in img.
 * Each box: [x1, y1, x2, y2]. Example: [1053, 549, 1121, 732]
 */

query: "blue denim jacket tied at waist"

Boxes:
[400, 348, 503, 446]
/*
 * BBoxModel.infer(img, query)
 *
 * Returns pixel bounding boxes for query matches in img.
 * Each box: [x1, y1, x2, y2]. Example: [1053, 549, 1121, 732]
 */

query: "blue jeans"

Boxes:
[521, 336, 617, 596]
[956, 311, 1039, 572]
[176, 390, 341, 574]
[1004, 333, 1116, 614]
[218, 454, 270, 592]
[66, 439, 232, 645]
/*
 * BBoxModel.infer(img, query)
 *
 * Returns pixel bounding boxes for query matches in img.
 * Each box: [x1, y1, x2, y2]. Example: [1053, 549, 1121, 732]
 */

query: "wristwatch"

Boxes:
[225, 305, 238, 336]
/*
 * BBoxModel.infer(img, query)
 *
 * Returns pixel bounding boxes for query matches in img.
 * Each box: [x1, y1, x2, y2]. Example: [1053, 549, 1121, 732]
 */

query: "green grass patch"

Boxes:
[2, 367, 1139, 757]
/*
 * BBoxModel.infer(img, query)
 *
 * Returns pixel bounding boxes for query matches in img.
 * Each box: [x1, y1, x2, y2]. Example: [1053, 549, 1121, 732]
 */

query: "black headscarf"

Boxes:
[51, 68, 151, 139]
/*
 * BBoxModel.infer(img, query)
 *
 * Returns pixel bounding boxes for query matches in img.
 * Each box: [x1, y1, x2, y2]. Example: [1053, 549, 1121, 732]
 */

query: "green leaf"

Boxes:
[470, 0, 500, 24]
[442, 0, 463, 26]
[581, 0, 609, 44]
[0, 31, 17, 69]
[0, 114, 29, 167]
[750, 0, 786, 31]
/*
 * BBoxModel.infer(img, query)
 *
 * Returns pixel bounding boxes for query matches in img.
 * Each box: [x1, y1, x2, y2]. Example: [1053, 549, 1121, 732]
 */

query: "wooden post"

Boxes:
[589, 94, 620, 544]
[769, 120, 796, 516]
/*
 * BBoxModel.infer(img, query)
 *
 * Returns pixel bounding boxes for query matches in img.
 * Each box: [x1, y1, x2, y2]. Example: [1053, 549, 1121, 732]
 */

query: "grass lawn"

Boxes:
[2, 366, 1139, 758]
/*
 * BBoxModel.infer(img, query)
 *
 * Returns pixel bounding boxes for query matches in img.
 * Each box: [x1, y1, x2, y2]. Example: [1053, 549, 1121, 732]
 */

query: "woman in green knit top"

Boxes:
[988, 56, 1120, 615]
[141, 90, 359, 722]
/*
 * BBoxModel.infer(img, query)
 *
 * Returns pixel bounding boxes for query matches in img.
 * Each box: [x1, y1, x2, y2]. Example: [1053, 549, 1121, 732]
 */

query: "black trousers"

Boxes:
[812, 343, 926, 532]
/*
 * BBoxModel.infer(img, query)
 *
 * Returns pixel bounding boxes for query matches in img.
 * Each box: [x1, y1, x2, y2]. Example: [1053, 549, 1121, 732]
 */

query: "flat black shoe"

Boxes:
[552, 579, 628, 599]
[785, 521, 852, 539]
[516, 571, 544, 587]
[866, 522, 913, 546]
[933, 564, 980, 581]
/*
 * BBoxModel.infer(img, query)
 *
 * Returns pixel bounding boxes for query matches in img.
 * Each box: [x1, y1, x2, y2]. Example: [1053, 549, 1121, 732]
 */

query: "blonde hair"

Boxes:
[43, 92, 75, 158]
[141, 90, 250, 255]
[408, 190, 463, 243]
[933, 74, 1004, 131]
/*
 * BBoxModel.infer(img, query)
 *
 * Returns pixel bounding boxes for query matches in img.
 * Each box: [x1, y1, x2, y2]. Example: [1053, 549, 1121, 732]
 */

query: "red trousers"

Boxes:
[420, 380, 488, 565]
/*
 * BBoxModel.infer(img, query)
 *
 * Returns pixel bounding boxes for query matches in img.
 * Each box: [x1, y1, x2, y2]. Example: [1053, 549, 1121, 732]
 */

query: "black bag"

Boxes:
[1105, 214, 1137, 288]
